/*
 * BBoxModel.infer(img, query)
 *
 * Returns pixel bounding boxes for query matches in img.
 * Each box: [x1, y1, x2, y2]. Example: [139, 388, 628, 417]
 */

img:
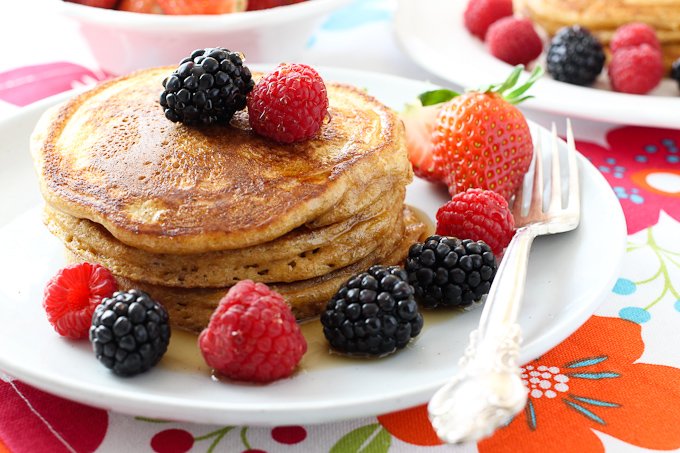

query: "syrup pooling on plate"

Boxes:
[163, 329, 211, 374]
[162, 323, 352, 376]
[161, 308, 469, 377]
[405, 205, 435, 238]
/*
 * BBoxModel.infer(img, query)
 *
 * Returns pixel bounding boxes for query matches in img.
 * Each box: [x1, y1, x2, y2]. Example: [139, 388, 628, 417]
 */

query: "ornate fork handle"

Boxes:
[428, 226, 537, 444]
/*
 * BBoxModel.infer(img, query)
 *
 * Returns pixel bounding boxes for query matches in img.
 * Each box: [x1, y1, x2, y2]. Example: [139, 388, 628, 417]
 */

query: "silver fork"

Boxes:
[427, 121, 581, 444]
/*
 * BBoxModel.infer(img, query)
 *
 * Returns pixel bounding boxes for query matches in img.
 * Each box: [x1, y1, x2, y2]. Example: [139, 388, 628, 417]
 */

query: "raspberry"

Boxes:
[486, 17, 543, 66]
[247, 63, 328, 144]
[198, 280, 307, 382]
[463, 0, 513, 39]
[43, 263, 118, 339]
[610, 22, 661, 53]
[435, 188, 515, 256]
[608, 44, 664, 94]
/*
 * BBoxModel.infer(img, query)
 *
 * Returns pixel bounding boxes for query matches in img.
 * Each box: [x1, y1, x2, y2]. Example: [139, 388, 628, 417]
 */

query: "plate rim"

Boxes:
[0, 66, 627, 425]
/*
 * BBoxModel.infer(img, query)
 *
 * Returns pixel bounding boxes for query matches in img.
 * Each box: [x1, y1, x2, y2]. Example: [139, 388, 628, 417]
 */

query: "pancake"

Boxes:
[44, 186, 406, 286]
[65, 206, 432, 333]
[523, 13, 680, 41]
[660, 42, 680, 68]
[517, 0, 680, 31]
[31, 67, 411, 255]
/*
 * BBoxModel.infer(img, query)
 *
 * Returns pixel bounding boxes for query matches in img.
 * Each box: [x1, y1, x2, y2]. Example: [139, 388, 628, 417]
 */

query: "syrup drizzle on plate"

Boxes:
[163, 308, 464, 378]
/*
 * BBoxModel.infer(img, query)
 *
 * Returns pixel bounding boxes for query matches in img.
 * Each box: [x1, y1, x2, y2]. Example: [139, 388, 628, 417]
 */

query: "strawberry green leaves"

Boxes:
[417, 65, 544, 108]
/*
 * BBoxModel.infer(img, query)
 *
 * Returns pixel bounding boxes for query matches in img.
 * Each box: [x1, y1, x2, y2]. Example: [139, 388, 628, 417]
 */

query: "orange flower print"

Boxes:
[379, 316, 680, 452]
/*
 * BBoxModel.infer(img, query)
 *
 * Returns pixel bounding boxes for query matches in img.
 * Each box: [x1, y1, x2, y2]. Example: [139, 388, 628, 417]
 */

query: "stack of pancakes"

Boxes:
[31, 67, 428, 333]
[516, 0, 680, 69]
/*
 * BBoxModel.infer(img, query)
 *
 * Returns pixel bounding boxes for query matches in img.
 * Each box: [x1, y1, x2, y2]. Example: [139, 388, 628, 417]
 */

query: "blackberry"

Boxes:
[546, 26, 605, 86]
[320, 265, 423, 357]
[405, 235, 497, 309]
[160, 47, 254, 125]
[89, 289, 170, 377]
[672, 58, 680, 90]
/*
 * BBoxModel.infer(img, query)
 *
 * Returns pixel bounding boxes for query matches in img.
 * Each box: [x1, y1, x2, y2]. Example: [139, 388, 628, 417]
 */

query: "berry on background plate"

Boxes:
[463, 0, 513, 39]
[405, 235, 497, 309]
[546, 26, 605, 86]
[43, 262, 117, 339]
[608, 44, 664, 95]
[436, 188, 515, 257]
[160, 47, 254, 125]
[320, 265, 423, 357]
[247, 63, 329, 144]
[610, 22, 661, 54]
[90, 289, 171, 376]
[486, 17, 543, 66]
[198, 280, 307, 383]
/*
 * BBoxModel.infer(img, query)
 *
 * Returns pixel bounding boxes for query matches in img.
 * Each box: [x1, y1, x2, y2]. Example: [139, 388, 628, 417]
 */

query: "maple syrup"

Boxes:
[162, 309, 459, 376]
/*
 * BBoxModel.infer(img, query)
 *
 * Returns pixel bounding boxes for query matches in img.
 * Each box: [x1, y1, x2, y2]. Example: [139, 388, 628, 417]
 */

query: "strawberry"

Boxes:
[247, 0, 306, 11]
[399, 102, 444, 183]
[118, 0, 163, 13]
[429, 66, 542, 201]
[157, 0, 246, 14]
[66, 0, 119, 8]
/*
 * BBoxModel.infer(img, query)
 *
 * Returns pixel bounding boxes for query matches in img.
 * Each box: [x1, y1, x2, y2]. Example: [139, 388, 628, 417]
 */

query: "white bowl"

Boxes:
[54, 0, 351, 75]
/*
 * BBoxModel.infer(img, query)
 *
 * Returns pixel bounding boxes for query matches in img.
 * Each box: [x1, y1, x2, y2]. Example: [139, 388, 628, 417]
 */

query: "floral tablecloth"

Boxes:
[1, 1, 679, 452]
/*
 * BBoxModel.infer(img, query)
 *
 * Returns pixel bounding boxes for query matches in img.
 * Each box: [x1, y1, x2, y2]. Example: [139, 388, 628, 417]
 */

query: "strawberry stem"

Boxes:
[415, 65, 543, 107]
[488, 65, 544, 104]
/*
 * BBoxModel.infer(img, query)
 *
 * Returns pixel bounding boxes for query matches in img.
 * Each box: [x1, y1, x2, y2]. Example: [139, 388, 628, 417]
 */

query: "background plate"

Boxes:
[0, 67, 626, 425]
[394, 0, 680, 130]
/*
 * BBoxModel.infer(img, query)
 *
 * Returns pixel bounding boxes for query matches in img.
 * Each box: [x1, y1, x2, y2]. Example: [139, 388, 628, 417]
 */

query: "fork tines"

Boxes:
[511, 120, 581, 228]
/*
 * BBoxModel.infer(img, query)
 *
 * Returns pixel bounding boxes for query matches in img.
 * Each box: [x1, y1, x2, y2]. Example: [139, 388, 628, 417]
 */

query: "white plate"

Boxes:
[394, 0, 680, 130]
[0, 67, 626, 426]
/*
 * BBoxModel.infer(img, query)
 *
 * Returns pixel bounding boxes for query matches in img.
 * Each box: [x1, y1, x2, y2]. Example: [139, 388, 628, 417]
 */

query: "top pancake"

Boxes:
[31, 67, 411, 254]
